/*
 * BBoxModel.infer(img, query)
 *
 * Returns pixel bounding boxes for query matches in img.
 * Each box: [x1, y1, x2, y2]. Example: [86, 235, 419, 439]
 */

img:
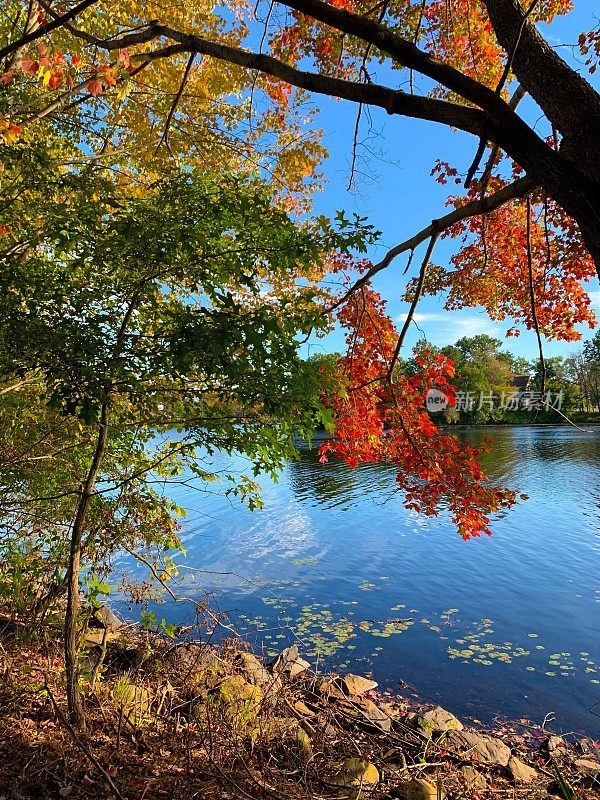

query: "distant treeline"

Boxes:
[311, 331, 600, 426]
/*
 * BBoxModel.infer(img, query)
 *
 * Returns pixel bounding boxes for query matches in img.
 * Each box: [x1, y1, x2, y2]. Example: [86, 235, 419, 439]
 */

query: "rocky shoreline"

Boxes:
[1, 608, 599, 799]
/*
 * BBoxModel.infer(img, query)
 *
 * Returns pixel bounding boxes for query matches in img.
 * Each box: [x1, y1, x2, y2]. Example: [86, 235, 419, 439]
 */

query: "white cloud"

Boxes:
[395, 310, 504, 346]
[586, 290, 600, 312]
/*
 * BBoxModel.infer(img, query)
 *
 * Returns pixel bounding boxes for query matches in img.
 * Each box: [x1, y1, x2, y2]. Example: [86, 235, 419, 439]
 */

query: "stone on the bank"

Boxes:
[319, 677, 347, 700]
[271, 645, 310, 678]
[547, 735, 566, 753]
[165, 643, 221, 675]
[293, 699, 315, 717]
[328, 758, 379, 787]
[342, 673, 378, 696]
[508, 755, 538, 784]
[113, 680, 151, 726]
[237, 652, 273, 687]
[389, 777, 441, 799]
[447, 730, 511, 767]
[360, 699, 393, 732]
[94, 604, 124, 631]
[341, 697, 392, 732]
[84, 629, 114, 646]
[417, 705, 463, 734]
[378, 701, 405, 719]
[458, 765, 487, 791]
[218, 675, 263, 732]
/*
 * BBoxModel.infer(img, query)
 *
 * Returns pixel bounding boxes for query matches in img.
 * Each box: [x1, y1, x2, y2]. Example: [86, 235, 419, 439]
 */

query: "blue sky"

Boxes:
[301, 2, 600, 363]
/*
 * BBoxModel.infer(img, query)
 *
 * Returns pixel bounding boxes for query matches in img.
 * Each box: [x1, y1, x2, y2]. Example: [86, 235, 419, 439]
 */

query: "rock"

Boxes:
[84, 629, 114, 646]
[447, 730, 511, 767]
[164, 643, 221, 675]
[508, 756, 538, 784]
[113, 680, 151, 726]
[93, 604, 124, 631]
[293, 700, 315, 717]
[319, 677, 347, 700]
[295, 727, 313, 764]
[328, 758, 379, 787]
[577, 738, 598, 756]
[389, 777, 440, 799]
[574, 758, 600, 771]
[237, 653, 273, 688]
[458, 765, 487, 791]
[359, 699, 393, 733]
[341, 673, 378, 696]
[418, 705, 463, 734]
[547, 735, 566, 753]
[271, 645, 310, 678]
[379, 701, 406, 719]
[340, 697, 392, 733]
[218, 675, 263, 732]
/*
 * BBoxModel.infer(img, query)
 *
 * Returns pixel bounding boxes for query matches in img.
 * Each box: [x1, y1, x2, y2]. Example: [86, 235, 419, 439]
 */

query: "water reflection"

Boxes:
[115, 426, 600, 736]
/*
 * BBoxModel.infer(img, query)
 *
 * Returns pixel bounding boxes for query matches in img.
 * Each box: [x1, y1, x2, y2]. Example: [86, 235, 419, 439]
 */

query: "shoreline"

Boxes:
[1, 613, 598, 799]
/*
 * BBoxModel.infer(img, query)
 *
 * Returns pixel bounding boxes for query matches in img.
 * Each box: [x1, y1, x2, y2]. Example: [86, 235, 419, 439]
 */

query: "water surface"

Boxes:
[115, 426, 600, 736]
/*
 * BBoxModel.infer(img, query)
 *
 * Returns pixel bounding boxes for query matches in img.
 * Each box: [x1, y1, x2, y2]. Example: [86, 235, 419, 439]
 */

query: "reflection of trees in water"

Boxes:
[458, 428, 521, 482]
[288, 441, 398, 508]
[463, 427, 600, 469]
[289, 428, 600, 513]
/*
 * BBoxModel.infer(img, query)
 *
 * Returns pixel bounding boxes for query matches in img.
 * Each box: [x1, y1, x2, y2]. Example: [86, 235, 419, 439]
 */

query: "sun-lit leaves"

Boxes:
[579, 27, 600, 73]
[319, 270, 517, 539]
[412, 175, 597, 341]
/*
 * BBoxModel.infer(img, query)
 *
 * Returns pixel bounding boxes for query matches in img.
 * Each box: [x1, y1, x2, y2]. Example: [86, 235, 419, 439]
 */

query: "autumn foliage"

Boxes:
[319, 264, 517, 539]
[1, 0, 599, 548]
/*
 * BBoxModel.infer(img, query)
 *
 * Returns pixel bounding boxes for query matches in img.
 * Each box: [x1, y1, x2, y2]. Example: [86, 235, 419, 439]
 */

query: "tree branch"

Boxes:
[328, 174, 536, 312]
[131, 36, 489, 140]
[483, 0, 600, 179]
[388, 232, 438, 379]
[0, 0, 98, 63]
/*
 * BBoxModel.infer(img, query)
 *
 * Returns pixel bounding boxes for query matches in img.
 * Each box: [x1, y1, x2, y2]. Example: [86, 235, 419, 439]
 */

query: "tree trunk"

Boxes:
[64, 402, 108, 731]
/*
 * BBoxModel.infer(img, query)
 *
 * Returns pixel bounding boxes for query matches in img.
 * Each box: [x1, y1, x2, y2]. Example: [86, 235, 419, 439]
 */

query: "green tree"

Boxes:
[0, 160, 346, 728]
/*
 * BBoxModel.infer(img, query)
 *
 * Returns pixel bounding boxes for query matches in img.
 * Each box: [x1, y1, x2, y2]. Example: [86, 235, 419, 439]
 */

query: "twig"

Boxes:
[526, 195, 546, 398]
[465, 0, 538, 188]
[0, 0, 99, 62]
[157, 53, 196, 155]
[326, 175, 535, 313]
[44, 678, 125, 799]
[387, 232, 439, 379]
[122, 545, 239, 638]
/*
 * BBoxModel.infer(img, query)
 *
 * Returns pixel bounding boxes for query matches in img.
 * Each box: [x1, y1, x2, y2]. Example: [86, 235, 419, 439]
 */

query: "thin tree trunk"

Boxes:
[64, 400, 108, 731]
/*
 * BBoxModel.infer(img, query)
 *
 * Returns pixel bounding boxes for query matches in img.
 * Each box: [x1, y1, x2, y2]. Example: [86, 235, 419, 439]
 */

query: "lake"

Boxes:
[114, 426, 600, 737]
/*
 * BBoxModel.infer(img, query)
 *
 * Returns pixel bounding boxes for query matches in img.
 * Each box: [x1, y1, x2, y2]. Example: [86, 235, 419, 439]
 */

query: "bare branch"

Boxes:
[328, 174, 536, 312]
[388, 233, 438, 379]
[526, 195, 546, 398]
[131, 36, 489, 141]
[157, 53, 196, 155]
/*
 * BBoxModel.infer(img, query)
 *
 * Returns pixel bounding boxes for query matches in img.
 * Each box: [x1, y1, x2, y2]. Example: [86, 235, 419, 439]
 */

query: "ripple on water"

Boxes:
[114, 426, 600, 736]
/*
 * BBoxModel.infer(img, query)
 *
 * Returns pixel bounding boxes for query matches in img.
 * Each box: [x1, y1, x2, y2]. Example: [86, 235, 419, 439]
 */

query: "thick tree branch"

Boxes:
[0, 0, 98, 63]
[276, 0, 520, 120]
[34, 0, 600, 270]
[133, 37, 489, 138]
[328, 174, 536, 312]
[483, 0, 600, 180]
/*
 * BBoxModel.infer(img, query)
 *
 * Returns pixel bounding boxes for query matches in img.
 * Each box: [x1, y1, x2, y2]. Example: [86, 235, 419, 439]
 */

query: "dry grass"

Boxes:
[0, 623, 598, 800]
